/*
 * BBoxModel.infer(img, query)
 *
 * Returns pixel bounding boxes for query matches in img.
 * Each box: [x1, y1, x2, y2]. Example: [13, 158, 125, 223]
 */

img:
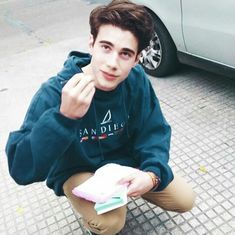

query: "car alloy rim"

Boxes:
[140, 32, 162, 70]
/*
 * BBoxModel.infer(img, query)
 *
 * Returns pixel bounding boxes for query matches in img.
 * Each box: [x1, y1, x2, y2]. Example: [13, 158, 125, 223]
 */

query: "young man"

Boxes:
[5, 0, 195, 234]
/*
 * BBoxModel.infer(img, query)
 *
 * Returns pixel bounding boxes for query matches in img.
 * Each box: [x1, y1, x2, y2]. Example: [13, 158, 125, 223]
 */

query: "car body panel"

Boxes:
[182, 0, 235, 68]
[135, 0, 235, 73]
[134, 0, 186, 51]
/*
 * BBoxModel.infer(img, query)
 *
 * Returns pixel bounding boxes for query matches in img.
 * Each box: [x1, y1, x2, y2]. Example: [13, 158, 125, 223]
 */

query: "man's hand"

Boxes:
[60, 74, 95, 119]
[118, 170, 154, 197]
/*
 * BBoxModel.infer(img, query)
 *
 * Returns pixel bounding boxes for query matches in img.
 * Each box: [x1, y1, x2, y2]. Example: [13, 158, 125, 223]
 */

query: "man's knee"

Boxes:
[143, 174, 196, 213]
[105, 212, 125, 234]
[85, 206, 126, 235]
[167, 174, 196, 213]
[174, 189, 196, 213]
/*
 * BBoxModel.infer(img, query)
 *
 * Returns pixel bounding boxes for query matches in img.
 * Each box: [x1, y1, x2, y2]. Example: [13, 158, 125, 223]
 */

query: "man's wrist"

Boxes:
[146, 171, 160, 190]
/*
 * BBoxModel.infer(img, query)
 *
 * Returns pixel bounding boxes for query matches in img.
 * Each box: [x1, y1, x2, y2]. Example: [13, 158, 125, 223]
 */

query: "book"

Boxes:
[72, 163, 138, 214]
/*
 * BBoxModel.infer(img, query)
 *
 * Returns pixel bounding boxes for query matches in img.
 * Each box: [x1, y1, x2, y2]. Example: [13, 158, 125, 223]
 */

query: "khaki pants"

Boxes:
[63, 172, 196, 235]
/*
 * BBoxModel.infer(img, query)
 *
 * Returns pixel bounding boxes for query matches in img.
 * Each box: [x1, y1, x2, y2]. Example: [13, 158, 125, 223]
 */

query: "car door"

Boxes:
[182, 0, 235, 68]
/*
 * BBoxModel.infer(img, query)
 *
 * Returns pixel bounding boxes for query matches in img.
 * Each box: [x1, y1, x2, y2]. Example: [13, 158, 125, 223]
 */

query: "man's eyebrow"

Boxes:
[99, 40, 136, 55]
[99, 40, 113, 46]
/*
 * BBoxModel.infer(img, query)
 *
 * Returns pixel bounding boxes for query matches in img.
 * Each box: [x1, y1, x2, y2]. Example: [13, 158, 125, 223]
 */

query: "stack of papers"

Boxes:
[94, 186, 127, 215]
[72, 163, 138, 214]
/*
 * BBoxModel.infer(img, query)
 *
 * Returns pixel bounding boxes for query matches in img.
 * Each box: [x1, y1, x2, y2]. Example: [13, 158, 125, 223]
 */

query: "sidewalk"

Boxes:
[0, 36, 235, 235]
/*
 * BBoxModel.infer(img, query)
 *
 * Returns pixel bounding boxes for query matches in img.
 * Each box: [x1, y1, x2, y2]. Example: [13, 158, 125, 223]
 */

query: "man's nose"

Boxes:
[106, 53, 118, 69]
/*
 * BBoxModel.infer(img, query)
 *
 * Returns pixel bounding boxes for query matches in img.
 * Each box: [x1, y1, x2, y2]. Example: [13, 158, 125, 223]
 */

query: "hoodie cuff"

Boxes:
[54, 106, 82, 128]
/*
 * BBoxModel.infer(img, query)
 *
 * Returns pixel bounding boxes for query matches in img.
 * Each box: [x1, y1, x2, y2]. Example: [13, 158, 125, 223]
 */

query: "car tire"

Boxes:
[139, 15, 179, 77]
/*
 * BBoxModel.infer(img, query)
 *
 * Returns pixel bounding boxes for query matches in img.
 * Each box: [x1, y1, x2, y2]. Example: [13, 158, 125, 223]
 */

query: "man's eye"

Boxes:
[121, 52, 131, 59]
[101, 45, 110, 51]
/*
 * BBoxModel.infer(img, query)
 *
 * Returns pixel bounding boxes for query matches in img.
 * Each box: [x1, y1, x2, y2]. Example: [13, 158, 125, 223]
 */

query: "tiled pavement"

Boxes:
[1, 64, 234, 235]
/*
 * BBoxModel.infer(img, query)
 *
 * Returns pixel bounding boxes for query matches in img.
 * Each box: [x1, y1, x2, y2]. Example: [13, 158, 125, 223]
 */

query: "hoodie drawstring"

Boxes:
[92, 100, 105, 161]
[121, 84, 130, 138]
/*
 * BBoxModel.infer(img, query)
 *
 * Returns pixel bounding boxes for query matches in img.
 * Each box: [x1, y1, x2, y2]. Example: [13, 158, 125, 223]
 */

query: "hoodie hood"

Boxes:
[57, 51, 91, 81]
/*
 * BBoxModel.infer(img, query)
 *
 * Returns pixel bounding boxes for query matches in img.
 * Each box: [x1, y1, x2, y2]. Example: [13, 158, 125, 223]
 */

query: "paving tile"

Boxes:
[181, 222, 193, 233]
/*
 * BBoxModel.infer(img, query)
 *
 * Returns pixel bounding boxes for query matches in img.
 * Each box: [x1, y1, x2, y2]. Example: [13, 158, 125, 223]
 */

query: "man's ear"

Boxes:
[88, 34, 94, 54]
[134, 53, 141, 66]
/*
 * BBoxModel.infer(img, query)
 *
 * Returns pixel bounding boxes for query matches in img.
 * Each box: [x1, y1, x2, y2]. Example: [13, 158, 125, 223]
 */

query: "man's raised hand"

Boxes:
[60, 74, 95, 119]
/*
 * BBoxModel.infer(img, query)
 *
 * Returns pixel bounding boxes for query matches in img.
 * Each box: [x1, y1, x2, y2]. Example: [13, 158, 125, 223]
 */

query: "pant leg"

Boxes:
[63, 172, 127, 235]
[142, 174, 196, 213]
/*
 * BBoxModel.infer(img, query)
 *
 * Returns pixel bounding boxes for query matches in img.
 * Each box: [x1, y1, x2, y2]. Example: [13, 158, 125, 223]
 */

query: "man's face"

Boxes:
[88, 24, 140, 91]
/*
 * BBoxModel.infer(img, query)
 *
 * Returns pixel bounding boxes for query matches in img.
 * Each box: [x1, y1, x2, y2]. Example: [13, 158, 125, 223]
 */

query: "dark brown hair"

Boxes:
[89, 0, 154, 54]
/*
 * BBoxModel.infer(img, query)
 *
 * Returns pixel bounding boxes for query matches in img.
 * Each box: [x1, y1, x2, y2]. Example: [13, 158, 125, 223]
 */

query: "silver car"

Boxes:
[134, 0, 235, 78]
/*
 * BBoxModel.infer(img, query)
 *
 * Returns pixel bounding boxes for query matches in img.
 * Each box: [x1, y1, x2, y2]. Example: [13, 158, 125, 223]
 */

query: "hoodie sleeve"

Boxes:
[132, 70, 173, 191]
[5, 79, 79, 185]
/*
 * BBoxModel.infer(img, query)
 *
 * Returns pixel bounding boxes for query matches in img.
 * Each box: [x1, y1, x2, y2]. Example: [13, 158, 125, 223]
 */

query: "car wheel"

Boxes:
[139, 15, 179, 77]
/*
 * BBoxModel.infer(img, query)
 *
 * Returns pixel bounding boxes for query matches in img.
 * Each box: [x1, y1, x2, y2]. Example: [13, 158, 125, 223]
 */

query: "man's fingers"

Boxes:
[118, 174, 135, 184]
[73, 81, 95, 105]
[60, 73, 95, 119]
[78, 80, 95, 98]
[85, 86, 96, 103]
[81, 83, 96, 102]
[63, 73, 93, 91]
[63, 74, 82, 88]
[72, 75, 94, 94]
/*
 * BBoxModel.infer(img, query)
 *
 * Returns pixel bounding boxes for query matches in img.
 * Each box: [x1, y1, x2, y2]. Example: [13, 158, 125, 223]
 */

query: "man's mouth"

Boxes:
[101, 70, 118, 81]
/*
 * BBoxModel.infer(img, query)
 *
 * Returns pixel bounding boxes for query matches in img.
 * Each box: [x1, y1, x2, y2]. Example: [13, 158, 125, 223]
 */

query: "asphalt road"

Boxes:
[0, 0, 95, 58]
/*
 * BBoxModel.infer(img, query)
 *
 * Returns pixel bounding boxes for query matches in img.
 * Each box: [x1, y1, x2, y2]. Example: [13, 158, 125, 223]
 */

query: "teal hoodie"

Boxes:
[5, 51, 173, 196]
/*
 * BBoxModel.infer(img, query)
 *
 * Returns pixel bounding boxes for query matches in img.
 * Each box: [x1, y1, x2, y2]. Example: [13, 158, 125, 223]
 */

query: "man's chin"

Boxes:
[95, 82, 117, 92]
[97, 86, 116, 92]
